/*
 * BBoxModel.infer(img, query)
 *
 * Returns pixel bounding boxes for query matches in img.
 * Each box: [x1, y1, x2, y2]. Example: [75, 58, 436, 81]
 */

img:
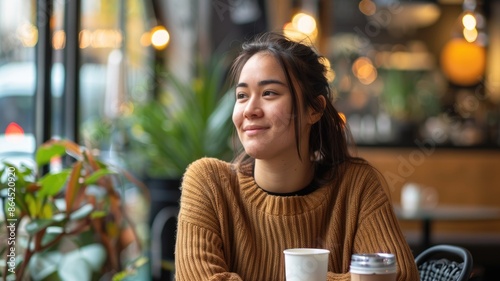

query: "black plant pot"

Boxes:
[145, 178, 181, 281]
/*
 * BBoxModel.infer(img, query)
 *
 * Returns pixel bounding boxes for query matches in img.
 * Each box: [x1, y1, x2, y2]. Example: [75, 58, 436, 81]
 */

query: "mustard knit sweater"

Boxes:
[175, 157, 419, 281]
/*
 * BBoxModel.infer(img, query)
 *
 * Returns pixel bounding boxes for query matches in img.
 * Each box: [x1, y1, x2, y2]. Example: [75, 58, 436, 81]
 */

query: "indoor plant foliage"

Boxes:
[128, 57, 235, 180]
[0, 139, 149, 280]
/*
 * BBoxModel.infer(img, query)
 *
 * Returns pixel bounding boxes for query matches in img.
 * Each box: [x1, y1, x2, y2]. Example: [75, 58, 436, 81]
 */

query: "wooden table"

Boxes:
[394, 205, 500, 248]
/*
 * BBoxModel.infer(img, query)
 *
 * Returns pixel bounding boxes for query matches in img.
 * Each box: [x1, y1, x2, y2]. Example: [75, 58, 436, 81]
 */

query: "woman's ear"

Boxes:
[308, 95, 326, 124]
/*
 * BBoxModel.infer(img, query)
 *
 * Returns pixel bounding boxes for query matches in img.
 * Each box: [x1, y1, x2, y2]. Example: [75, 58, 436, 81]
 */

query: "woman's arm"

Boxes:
[175, 219, 243, 280]
[352, 164, 420, 281]
[354, 202, 420, 281]
[175, 159, 243, 281]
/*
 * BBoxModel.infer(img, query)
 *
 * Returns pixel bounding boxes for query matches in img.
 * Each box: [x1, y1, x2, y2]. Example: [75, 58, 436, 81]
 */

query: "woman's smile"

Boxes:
[243, 124, 269, 136]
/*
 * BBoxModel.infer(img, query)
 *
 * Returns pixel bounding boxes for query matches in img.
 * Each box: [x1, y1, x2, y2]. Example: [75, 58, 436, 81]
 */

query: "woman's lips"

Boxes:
[243, 125, 267, 135]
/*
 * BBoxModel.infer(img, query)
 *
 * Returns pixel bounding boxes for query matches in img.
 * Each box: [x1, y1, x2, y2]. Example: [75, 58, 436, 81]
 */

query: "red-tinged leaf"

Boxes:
[84, 149, 101, 170]
[27, 182, 42, 192]
[65, 161, 83, 213]
[84, 150, 113, 190]
[59, 139, 82, 159]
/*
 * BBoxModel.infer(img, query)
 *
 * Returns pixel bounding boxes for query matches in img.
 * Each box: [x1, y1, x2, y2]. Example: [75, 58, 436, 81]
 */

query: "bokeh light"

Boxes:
[140, 31, 151, 47]
[440, 38, 486, 86]
[283, 12, 318, 43]
[53, 30, 66, 49]
[151, 26, 170, 50]
[17, 23, 38, 47]
[463, 27, 478, 42]
[352, 57, 377, 85]
[359, 0, 376, 16]
[292, 13, 316, 35]
[462, 13, 477, 30]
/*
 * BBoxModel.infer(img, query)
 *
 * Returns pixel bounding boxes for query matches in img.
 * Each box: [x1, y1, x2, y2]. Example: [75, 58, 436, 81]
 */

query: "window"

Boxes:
[0, 1, 37, 167]
[0, 0, 153, 167]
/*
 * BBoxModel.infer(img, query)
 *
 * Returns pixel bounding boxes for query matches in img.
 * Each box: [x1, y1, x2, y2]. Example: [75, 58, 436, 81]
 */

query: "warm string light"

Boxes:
[14, 21, 166, 50]
[283, 12, 318, 43]
[140, 25, 170, 51]
[282, 11, 335, 82]
[150, 26, 170, 50]
[358, 0, 376, 16]
[439, 0, 487, 86]
[459, 0, 486, 44]
[352, 57, 377, 85]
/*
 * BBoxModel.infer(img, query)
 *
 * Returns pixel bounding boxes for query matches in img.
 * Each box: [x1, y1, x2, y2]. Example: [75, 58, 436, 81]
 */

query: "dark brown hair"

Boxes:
[229, 31, 354, 184]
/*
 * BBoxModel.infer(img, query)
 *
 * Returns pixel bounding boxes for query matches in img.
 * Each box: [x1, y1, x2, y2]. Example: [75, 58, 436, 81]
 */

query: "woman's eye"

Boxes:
[263, 90, 276, 96]
[236, 92, 247, 99]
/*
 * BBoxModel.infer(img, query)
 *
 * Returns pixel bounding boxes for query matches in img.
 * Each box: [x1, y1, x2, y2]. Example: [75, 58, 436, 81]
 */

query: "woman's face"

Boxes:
[232, 52, 310, 161]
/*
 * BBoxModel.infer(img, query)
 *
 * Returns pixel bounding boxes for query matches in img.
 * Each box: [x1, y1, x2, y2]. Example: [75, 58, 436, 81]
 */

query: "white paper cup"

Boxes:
[283, 248, 330, 281]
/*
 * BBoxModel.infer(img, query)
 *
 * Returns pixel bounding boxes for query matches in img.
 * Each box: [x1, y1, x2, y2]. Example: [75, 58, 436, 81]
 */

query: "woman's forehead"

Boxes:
[239, 53, 287, 82]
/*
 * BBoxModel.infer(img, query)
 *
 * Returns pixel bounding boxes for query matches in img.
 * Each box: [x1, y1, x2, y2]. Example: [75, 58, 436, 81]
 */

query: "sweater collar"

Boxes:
[238, 171, 330, 215]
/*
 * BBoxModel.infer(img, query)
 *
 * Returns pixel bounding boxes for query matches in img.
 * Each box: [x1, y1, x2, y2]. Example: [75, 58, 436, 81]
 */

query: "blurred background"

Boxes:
[0, 0, 499, 280]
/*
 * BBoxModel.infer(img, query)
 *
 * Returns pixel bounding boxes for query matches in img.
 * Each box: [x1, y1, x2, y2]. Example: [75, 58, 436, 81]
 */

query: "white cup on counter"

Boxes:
[401, 182, 438, 215]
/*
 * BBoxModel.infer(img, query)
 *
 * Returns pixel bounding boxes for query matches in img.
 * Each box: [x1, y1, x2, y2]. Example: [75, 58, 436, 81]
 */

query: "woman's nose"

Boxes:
[243, 97, 263, 119]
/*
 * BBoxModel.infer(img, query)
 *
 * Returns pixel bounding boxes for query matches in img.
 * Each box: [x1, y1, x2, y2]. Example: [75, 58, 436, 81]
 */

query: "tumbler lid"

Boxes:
[350, 253, 397, 274]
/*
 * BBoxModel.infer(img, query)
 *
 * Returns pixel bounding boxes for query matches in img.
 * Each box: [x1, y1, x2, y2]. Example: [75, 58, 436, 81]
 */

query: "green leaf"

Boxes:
[37, 271, 62, 281]
[83, 168, 116, 185]
[57, 251, 92, 281]
[57, 244, 106, 280]
[46, 226, 64, 234]
[112, 256, 149, 281]
[52, 213, 66, 222]
[35, 143, 66, 167]
[69, 204, 93, 221]
[25, 193, 37, 218]
[40, 203, 54, 219]
[39, 170, 71, 197]
[29, 251, 62, 281]
[90, 210, 107, 219]
[77, 244, 107, 272]
[13, 190, 29, 216]
[41, 227, 64, 250]
[25, 219, 54, 235]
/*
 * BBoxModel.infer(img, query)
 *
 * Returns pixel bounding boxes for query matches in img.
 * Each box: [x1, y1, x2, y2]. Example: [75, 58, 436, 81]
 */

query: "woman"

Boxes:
[175, 32, 419, 281]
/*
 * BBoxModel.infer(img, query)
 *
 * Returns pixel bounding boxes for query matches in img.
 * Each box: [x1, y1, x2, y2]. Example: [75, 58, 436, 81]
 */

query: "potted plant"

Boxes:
[127, 57, 235, 179]
[123, 56, 234, 280]
[0, 139, 149, 281]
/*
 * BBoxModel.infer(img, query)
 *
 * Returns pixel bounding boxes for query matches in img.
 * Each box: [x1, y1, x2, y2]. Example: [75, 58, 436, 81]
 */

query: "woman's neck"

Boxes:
[254, 157, 315, 194]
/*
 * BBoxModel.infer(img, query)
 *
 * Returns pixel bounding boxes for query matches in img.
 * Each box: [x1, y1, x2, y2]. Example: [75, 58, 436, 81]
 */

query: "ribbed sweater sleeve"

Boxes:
[175, 158, 419, 281]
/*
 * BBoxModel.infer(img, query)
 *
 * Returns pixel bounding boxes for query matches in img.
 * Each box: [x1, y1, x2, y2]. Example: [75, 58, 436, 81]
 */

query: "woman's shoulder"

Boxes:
[182, 157, 237, 190]
[181, 158, 244, 209]
[342, 157, 391, 200]
[344, 157, 379, 176]
[185, 157, 233, 175]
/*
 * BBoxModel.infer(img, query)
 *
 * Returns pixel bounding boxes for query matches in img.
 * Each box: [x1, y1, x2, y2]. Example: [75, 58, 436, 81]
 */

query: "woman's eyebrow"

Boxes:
[236, 82, 248, 88]
[236, 79, 287, 88]
[258, 79, 287, 86]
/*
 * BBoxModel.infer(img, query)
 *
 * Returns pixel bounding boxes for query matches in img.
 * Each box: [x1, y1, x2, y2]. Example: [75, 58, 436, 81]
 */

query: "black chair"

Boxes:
[415, 244, 473, 281]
